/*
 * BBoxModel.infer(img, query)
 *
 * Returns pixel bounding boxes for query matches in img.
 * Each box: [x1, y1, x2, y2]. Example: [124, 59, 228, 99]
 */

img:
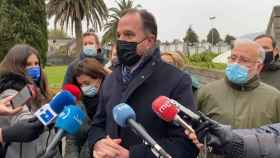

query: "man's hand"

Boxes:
[186, 111, 234, 155]
[93, 136, 129, 158]
[2, 117, 44, 143]
[184, 130, 203, 150]
[0, 96, 22, 116]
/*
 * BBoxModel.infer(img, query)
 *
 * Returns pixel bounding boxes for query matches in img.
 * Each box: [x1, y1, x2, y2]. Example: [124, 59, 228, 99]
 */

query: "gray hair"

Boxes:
[232, 39, 266, 63]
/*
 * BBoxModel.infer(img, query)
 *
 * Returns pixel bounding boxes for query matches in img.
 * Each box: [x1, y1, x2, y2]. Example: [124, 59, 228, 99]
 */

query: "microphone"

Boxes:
[63, 83, 81, 101]
[45, 105, 86, 153]
[168, 98, 200, 121]
[112, 103, 172, 158]
[152, 96, 195, 133]
[34, 90, 76, 126]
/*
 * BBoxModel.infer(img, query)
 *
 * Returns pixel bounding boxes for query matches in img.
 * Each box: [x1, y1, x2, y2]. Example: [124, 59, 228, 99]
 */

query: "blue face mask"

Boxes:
[26, 66, 41, 82]
[83, 45, 97, 57]
[81, 85, 97, 97]
[225, 63, 249, 84]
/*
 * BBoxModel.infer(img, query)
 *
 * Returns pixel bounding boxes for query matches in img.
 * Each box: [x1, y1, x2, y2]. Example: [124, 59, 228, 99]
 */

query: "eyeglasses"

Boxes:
[227, 55, 258, 65]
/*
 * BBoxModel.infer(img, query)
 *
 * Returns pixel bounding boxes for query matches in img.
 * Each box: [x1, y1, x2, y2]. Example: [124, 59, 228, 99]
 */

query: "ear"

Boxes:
[146, 35, 156, 47]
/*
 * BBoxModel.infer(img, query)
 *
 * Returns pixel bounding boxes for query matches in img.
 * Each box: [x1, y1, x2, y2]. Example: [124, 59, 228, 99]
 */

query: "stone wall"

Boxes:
[47, 54, 76, 66]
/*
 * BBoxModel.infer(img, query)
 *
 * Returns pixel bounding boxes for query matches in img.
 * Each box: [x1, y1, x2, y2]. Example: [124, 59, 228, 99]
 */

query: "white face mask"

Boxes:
[83, 45, 97, 57]
[81, 85, 98, 97]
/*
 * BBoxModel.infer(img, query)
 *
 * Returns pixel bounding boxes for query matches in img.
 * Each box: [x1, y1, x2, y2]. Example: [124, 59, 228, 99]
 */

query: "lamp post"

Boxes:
[209, 16, 216, 50]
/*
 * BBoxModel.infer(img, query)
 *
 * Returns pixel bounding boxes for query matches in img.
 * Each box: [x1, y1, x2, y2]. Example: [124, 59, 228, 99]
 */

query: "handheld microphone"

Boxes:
[152, 96, 195, 133]
[154, 96, 201, 121]
[112, 103, 172, 158]
[34, 90, 76, 126]
[45, 105, 86, 153]
[63, 83, 81, 101]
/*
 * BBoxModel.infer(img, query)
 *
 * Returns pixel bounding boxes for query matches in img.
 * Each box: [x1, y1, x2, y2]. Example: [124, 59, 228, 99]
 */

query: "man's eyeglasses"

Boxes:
[227, 55, 258, 65]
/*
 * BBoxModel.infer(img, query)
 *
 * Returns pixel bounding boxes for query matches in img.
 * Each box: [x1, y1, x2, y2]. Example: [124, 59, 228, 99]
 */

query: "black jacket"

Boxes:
[88, 48, 198, 158]
[260, 60, 280, 90]
[0, 73, 30, 93]
[233, 123, 280, 158]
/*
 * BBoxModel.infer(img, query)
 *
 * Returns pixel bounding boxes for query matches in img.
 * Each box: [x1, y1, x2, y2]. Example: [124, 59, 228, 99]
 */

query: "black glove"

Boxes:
[2, 117, 44, 143]
[195, 112, 244, 157]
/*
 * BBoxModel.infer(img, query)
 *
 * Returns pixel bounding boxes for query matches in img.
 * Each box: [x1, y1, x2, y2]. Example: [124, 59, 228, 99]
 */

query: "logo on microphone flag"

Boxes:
[34, 104, 57, 126]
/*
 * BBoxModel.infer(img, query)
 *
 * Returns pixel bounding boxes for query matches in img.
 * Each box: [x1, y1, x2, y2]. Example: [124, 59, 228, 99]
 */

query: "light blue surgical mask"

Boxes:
[81, 85, 97, 97]
[26, 66, 41, 82]
[83, 45, 97, 57]
[225, 63, 249, 84]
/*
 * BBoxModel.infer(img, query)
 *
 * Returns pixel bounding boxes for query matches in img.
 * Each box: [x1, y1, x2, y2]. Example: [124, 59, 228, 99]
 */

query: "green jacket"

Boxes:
[260, 60, 280, 91]
[198, 77, 280, 129]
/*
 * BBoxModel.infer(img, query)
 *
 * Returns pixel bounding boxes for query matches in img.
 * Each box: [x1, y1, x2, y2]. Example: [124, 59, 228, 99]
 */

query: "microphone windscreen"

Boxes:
[152, 96, 178, 122]
[49, 90, 76, 114]
[63, 83, 81, 101]
[112, 103, 136, 127]
[55, 105, 86, 135]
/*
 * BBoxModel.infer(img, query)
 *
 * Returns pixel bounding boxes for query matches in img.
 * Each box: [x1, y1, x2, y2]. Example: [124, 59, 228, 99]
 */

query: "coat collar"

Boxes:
[115, 47, 161, 102]
[225, 75, 260, 91]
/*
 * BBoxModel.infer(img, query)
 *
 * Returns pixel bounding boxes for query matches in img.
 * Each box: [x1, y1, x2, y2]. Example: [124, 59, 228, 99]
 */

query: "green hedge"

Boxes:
[184, 52, 226, 70]
[0, 0, 48, 65]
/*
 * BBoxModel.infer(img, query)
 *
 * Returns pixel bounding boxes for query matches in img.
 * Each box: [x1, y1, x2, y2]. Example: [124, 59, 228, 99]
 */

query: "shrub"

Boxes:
[184, 51, 226, 70]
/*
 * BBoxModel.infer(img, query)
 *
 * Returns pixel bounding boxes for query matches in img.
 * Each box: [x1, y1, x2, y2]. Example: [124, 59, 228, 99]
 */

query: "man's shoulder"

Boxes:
[102, 67, 120, 85]
[157, 62, 189, 79]
[199, 79, 225, 93]
[258, 81, 280, 95]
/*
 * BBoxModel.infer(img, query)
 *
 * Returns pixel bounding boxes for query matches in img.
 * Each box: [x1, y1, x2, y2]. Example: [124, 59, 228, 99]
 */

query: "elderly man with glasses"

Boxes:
[196, 39, 280, 158]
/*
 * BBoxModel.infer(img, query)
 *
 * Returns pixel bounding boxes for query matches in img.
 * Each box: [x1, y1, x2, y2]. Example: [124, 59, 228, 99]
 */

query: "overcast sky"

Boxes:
[48, 0, 280, 41]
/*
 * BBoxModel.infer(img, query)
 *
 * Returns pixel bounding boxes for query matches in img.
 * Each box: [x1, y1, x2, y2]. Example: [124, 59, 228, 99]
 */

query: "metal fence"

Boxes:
[160, 42, 231, 55]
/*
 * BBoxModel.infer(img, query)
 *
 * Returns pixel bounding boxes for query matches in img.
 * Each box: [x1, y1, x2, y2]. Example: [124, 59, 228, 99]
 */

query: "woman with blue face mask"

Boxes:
[0, 44, 62, 158]
[64, 58, 108, 158]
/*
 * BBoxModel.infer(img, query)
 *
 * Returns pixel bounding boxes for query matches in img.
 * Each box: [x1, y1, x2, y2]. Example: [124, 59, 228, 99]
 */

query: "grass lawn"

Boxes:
[44, 65, 67, 89]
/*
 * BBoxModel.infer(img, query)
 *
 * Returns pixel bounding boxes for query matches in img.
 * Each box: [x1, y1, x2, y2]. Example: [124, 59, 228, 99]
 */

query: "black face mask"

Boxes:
[264, 51, 274, 65]
[117, 39, 145, 66]
[275, 54, 279, 61]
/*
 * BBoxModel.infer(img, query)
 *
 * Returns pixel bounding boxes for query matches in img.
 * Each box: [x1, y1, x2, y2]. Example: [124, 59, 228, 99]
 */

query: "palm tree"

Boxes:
[102, 0, 141, 45]
[47, 0, 108, 54]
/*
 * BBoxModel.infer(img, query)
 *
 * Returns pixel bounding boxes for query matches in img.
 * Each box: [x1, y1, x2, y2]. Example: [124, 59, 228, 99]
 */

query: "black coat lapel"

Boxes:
[121, 49, 161, 102]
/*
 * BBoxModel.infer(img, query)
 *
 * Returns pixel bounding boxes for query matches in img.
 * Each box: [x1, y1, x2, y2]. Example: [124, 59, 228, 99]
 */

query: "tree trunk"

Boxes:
[75, 17, 83, 55]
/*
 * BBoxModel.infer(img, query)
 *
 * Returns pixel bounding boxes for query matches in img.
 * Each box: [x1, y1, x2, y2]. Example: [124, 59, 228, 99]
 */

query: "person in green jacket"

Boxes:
[254, 35, 280, 90]
[197, 39, 280, 158]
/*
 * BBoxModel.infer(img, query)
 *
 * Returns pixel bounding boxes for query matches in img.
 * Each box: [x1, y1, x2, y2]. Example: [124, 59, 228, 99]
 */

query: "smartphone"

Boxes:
[11, 86, 33, 109]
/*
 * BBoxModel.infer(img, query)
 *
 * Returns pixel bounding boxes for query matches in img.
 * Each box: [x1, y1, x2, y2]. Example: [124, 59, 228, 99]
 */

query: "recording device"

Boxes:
[45, 105, 86, 153]
[112, 103, 172, 158]
[34, 90, 76, 126]
[11, 86, 33, 109]
[152, 96, 195, 133]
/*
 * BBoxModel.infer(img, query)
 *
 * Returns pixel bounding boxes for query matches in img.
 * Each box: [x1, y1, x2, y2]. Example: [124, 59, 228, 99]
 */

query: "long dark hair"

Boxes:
[0, 44, 49, 100]
[72, 58, 108, 86]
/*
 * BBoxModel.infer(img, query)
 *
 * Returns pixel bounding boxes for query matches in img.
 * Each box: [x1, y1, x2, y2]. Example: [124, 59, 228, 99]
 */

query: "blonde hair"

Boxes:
[161, 52, 185, 69]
